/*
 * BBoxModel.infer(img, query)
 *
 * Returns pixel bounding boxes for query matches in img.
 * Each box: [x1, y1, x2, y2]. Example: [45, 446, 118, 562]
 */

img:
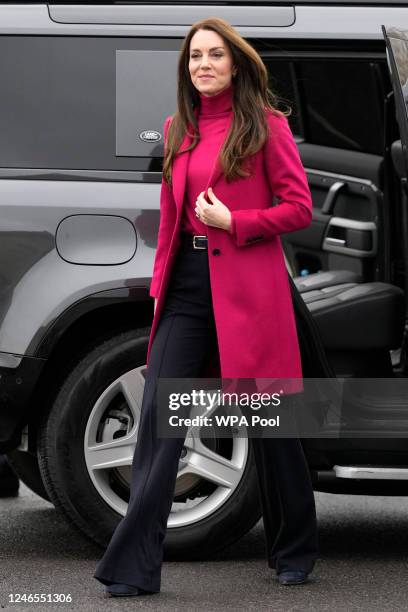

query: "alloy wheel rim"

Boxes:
[84, 366, 248, 527]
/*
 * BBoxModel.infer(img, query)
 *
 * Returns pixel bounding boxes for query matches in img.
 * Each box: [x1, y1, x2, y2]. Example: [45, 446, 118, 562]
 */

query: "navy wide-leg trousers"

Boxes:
[94, 237, 319, 593]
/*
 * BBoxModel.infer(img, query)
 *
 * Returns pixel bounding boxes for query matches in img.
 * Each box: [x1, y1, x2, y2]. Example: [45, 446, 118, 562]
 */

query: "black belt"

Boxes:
[179, 232, 208, 251]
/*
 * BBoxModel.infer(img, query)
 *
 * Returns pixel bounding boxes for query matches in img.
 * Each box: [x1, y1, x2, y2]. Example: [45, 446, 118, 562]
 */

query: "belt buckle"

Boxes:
[193, 235, 207, 250]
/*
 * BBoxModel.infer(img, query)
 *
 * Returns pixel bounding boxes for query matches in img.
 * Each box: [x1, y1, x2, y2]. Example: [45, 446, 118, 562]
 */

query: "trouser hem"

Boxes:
[93, 571, 160, 593]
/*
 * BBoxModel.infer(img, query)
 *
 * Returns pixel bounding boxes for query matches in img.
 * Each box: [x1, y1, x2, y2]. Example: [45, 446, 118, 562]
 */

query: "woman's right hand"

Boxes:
[154, 298, 158, 315]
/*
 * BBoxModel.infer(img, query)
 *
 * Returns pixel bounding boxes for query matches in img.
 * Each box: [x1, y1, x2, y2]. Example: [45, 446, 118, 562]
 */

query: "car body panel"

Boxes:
[0, 4, 406, 39]
[0, 4, 407, 485]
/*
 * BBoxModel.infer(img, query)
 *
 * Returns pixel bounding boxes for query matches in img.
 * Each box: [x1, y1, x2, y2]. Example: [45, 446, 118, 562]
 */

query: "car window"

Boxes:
[265, 60, 301, 136]
[299, 61, 385, 154]
[264, 58, 389, 154]
[0, 37, 390, 171]
[0, 37, 178, 171]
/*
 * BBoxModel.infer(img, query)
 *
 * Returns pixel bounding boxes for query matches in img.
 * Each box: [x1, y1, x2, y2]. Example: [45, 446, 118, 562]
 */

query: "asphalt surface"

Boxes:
[1, 483, 408, 611]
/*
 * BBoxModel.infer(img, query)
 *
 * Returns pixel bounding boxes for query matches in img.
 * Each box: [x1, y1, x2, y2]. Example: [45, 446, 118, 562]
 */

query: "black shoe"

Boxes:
[277, 570, 309, 585]
[104, 583, 153, 597]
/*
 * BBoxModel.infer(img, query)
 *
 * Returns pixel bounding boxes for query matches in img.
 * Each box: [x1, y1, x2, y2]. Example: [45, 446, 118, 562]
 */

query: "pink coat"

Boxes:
[147, 109, 312, 395]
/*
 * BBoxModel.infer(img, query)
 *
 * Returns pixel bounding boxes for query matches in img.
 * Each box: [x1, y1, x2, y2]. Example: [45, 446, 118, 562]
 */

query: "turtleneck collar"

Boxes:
[198, 83, 233, 117]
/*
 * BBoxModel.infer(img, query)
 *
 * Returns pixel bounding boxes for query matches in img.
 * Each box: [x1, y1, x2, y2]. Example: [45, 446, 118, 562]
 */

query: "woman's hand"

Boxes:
[195, 187, 232, 231]
[154, 298, 157, 315]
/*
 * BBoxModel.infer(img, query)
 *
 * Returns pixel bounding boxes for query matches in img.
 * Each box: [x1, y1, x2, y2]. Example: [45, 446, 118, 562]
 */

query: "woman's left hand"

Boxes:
[195, 187, 232, 231]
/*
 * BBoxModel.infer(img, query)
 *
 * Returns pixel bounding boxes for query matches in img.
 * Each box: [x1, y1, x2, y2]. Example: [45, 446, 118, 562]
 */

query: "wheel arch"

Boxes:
[26, 290, 153, 453]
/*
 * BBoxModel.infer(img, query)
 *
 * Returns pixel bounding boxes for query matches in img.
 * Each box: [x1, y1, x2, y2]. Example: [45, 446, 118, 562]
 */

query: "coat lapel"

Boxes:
[172, 110, 233, 215]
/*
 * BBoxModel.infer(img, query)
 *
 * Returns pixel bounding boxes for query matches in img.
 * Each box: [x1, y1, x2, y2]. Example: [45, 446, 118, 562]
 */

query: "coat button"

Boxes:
[212, 248, 221, 256]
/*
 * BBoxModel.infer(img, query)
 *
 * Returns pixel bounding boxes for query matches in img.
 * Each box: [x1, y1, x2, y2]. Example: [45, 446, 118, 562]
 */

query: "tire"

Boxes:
[7, 449, 50, 501]
[37, 329, 261, 557]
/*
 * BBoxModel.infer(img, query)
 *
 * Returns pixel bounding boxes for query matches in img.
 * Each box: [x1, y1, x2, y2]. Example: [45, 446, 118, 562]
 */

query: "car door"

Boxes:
[383, 25, 408, 316]
[383, 26, 408, 177]
[263, 51, 392, 284]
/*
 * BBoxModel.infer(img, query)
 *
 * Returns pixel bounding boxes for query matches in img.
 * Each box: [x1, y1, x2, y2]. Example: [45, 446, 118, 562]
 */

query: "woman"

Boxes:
[94, 16, 319, 598]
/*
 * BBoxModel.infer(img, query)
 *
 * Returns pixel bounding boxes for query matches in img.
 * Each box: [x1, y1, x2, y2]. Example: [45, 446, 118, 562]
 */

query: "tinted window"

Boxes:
[0, 37, 179, 171]
[299, 61, 384, 153]
[0, 36, 389, 171]
[265, 60, 301, 136]
[264, 57, 388, 154]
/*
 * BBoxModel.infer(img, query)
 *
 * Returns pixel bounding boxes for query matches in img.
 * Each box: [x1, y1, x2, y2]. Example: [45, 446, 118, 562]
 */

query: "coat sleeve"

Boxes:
[149, 116, 174, 299]
[229, 112, 312, 247]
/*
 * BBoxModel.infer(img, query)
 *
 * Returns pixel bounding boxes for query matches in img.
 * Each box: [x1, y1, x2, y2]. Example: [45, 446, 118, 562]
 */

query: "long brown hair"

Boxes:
[162, 16, 290, 185]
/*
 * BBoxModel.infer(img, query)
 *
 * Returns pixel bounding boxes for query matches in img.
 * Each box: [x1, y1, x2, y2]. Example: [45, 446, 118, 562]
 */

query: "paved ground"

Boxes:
[1, 483, 408, 611]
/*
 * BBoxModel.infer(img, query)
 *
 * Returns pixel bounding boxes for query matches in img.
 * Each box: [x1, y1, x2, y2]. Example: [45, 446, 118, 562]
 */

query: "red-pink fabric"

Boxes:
[148, 89, 312, 394]
[181, 83, 234, 236]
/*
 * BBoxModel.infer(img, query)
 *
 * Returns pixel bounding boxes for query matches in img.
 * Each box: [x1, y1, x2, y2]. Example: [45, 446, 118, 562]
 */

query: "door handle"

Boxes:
[325, 237, 346, 246]
[321, 181, 347, 215]
[323, 217, 377, 257]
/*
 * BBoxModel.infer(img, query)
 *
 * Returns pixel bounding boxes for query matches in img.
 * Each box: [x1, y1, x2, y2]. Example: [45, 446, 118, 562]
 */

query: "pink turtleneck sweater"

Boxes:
[181, 83, 235, 236]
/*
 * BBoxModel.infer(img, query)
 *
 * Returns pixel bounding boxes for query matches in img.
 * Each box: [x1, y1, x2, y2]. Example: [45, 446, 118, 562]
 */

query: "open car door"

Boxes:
[382, 25, 408, 374]
[382, 26, 408, 177]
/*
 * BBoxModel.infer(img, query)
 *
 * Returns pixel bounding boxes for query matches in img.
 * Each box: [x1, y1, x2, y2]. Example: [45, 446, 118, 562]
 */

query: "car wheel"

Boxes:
[37, 329, 261, 557]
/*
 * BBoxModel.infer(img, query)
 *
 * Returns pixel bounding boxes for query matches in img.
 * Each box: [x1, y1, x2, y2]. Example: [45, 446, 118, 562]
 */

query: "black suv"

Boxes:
[1, 2, 408, 557]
